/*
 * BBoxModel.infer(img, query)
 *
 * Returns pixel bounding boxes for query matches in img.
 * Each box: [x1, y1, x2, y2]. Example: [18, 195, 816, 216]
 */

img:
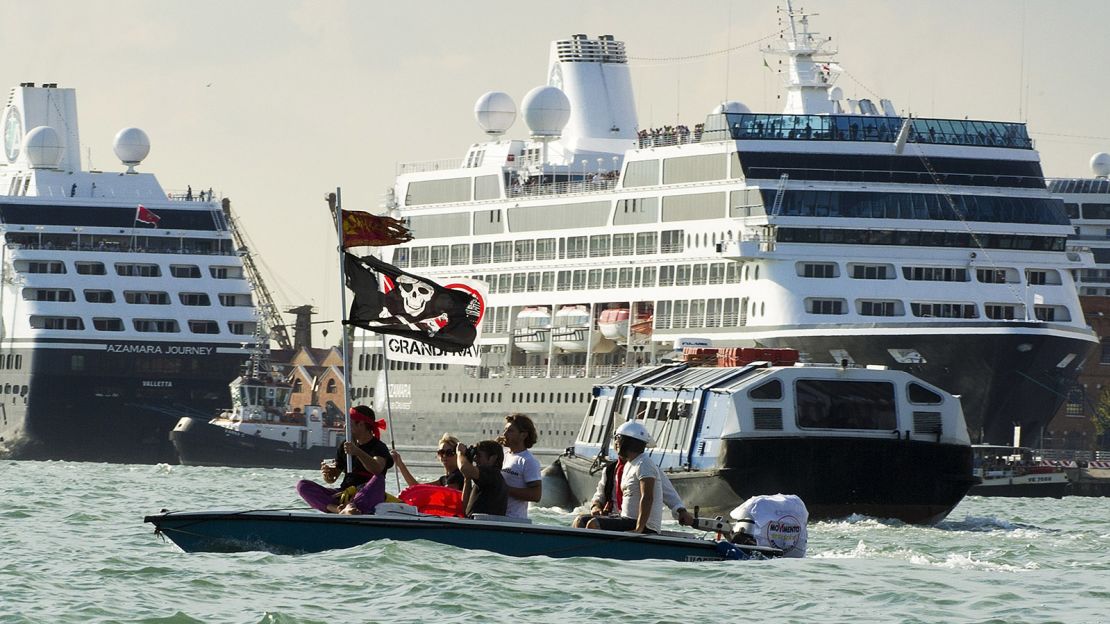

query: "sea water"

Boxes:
[1, 460, 1107, 623]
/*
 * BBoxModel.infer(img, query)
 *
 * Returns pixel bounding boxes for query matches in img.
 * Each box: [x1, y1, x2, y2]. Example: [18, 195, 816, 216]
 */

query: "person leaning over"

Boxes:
[583, 421, 664, 534]
[296, 405, 393, 514]
[457, 440, 508, 517]
[572, 449, 694, 529]
[391, 433, 464, 491]
[498, 413, 542, 519]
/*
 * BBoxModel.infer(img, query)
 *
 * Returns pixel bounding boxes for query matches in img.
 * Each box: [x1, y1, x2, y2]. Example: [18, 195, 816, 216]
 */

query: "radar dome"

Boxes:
[521, 85, 571, 138]
[113, 127, 150, 172]
[712, 100, 752, 115]
[474, 91, 516, 136]
[23, 126, 63, 169]
[1091, 152, 1110, 178]
[828, 87, 844, 101]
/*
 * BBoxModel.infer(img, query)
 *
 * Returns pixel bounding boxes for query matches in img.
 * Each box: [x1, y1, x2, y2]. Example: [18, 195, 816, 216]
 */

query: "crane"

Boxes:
[221, 198, 293, 351]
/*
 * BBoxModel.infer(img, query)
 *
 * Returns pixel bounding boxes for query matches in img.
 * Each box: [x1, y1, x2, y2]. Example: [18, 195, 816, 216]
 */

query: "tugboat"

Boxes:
[968, 445, 1069, 498]
[558, 348, 978, 525]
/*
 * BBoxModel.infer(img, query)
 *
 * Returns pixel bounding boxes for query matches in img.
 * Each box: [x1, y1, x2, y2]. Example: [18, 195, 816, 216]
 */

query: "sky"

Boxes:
[3, 0, 1109, 346]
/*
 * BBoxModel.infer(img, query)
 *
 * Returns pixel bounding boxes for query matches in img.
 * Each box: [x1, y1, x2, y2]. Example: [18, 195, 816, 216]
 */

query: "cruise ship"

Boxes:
[350, 5, 1096, 454]
[0, 84, 260, 463]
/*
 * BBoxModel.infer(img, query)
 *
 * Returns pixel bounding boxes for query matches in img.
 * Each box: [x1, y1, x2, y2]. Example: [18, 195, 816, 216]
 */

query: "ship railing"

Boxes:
[745, 166, 1048, 190]
[166, 188, 218, 202]
[5, 240, 237, 256]
[396, 158, 465, 175]
[507, 177, 618, 198]
[474, 364, 636, 379]
[1035, 448, 1110, 462]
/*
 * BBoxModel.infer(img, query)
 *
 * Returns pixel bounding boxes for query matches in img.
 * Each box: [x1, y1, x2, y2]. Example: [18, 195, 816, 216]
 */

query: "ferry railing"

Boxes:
[396, 158, 464, 175]
[507, 177, 618, 199]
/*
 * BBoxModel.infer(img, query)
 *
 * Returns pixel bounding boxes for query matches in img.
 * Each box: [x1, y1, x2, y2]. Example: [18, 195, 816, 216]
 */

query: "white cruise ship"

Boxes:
[350, 5, 1096, 454]
[0, 83, 260, 462]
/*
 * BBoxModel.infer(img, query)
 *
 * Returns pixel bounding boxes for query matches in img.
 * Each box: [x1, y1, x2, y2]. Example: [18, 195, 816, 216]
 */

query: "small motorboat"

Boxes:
[143, 503, 784, 562]
[968, 445, 1070, 498]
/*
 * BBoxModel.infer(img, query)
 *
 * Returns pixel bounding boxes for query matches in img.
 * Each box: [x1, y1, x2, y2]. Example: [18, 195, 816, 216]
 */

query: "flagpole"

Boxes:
[333, 187, 353, 475]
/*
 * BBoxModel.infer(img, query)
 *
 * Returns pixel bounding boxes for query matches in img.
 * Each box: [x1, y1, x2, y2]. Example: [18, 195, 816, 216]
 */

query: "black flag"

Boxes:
[343, 253, 479, 352]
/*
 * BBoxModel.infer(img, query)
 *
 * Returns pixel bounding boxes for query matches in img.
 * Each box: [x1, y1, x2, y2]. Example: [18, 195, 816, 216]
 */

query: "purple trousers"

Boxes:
[296, 475, 385, 514]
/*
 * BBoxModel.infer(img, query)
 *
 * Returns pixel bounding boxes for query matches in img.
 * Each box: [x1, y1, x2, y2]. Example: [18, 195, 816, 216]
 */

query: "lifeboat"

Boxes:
[513, 307, 551, 353]
[552, 305, 615, 353]
[598, 308, 630, 340]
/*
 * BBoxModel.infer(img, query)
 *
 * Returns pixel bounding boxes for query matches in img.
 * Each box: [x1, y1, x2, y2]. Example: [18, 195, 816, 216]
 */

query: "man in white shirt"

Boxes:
[499, 413, 542, 519]
[581, 421, 665, 534]
[572, 456, 694, 528]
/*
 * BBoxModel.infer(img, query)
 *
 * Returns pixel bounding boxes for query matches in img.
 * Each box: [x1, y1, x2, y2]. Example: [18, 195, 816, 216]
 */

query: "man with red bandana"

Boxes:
[296, 405, 394, 514]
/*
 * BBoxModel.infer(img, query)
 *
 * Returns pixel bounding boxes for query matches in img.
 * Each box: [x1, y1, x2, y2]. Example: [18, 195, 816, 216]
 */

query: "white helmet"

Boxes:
[615, 421, 655, 447]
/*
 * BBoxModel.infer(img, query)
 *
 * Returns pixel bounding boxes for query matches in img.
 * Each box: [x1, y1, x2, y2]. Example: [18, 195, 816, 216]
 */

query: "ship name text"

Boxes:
[105, 344, 216, 355]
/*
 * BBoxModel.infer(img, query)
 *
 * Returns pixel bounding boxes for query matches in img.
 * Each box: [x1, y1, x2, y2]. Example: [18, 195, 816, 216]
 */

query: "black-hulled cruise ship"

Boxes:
[0, 84, 259, 463]
[349, 4, 1096, 454]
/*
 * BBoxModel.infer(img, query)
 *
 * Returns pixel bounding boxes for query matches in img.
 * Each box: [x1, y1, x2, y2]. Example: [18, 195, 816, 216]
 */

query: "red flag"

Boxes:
[135, 205, 161, 226]
[341, 209, 412, 248]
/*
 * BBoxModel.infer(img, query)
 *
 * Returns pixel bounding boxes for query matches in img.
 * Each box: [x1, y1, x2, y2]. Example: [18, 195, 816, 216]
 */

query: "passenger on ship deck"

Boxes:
[578, 421, 665, 534]
[391, 433, 464, 490]
[457, 440, 508, 517]
[498, 413, 542, 519]
[571, 444, 694, 529]
[295, 405, 393, 514]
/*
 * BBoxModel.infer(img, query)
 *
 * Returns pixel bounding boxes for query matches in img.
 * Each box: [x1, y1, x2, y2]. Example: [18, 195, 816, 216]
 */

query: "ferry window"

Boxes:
[602, 268, 618, 288]
[640, 266, 657, 287]
[75, 262, 106, 275]
[566, 236, 588, 259]
[430, 245, 449, 267]
[541, 271, 555, 291]
[179, 292, 211, 306]
[635, 232, 658, 255]
[692, 264, 708, 285]
[30, 316, 84, 330]
[587, 269, 602, 289]
[723, 298, 740, 326]
[589, 235, 611, 257]
[985, 304, 1017, 320]
[675, 265, 691, 286]
[798, 262, 838, 278]
[850, 264, 891, 279]
[612, 233, 634, 256]
[534, 237, 557, 260]
[618, 267, 634, 287]
[557, 271, 571, 291]
[795, 379, 896, 430]
[859, 300, 899, 316]
[1026, 269, 1059, 285]
[472, 243, 491, 264]
[188, 320, 220, 334]
[1034, 306, 1066, 322]
[976, 268, 1008, 283]
[514, 240, 535, 262]
[218, 293, 253, 307]
[134, 319, 180, 333]
[497, 274, 511, 293]
[911, 302, 978, 318]
[660, 230, 684, 254]
[392, 248, 410, 268]
[672, 300, 689, 329]
[410, 247, 429, 267]
[116, 263, 161, 277]
[227, 321, 257, 335]
[658, 266, 675, 287]
[749, 379, 782, 400]
[512, 273, 526, 293]
[806, 298, 846, 315]
[572, 270, 587, 289]
[655, 301, 671, 329]
[908, 382, 943, 404]
[170, 265, 201, 278]
[124, 291, 170, 305]
[709, 263, 725, 284]
[92, 318, 124, 331]
[450, 244, 470, 265]
[493, 241, 513, 262]
[902, 266, 968, 282]
[28, 261, 66, 274]
[726, 263, 740, 283]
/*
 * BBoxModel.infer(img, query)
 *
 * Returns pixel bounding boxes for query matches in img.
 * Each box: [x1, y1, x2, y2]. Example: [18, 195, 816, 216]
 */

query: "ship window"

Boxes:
[688, 299, 706, 326]
[430, 245, 449, 267]
[23, 288, 76, 302]
[749, 379, 783, 400]
[495, 274, 510, 293]
[92, 318, 124, 331]
[71, 355, 85, 372]
[572, 270, 587, 289]
[655, 300, 671, 329]
[902, 266, 969, 282]
[612, 233, 634, 256]
[124, 291, 170, 305]
[705, 299, 723, 327]
[675, 265, 691, 286]
[218, 293, 253, 307]
[795, 379, 896, 430]
[541, 271, 555, 291]
[911, 302, 978, 318]
[976, 268, 1009, 283]
[1025, 269, 1060, 285]
[187, 320, 220, 334]
[723, 297, 740, 326]
[410, 247, 429, 267]
[658, 266, 675, 287]
[640, 266, 657, 287]
[450, 244, 470, 265]
[557, 271, 571, 291]
[908, 382, 943, 404]
[635, 232, 658, 254]
[850, 264, 892, 279]
[25, 261, 66, 274]
[511, 273, 525, 293]
[726, 263, 740, 283]
[116, 263, 161, 277]
[527, 272, 541, 292]
[709, 263, 725, 284]
[692, 264, 709, 285]
[858, 300, 901, 316]
[170, 265, 202, 278]
[587, 269, 602, 289]
[1034, 305, 1070, 322]
[134, 318, 180, 333]
[227, 321, 257, 335]
[75, 262, 106, 275]
[179, 292, 211, 306]
[806, 298, 846, 315]
[472, 243, 491, 264]
[514, 240, 535, 262]
[601, 268, 617, 288]
[660, 230, 684, 254]
[672, 300, 689, 329]
[798, 262, 838, 278]
[589, 235, 611, 257]
[535, 238, 557, 260]
[985, 304, 1018, 320]
[565, 236, 588, 259]
[30, 316, 84, 330]
[493, 241, 513, 262]
[618, 267, 634, 288]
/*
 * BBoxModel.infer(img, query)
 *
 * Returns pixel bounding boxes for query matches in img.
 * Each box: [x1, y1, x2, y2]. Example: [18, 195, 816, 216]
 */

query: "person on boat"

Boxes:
[498, 413, 542, 519]
[391, 433, 464, 491]
[580, 421, 664, 534]
[295, 405, 393, 514]
[571, 452, 694, 529]
[457, 439, 508, 517]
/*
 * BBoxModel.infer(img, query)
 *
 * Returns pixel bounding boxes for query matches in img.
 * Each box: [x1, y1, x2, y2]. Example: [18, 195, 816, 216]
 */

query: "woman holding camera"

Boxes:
[457, 440, 508, 517]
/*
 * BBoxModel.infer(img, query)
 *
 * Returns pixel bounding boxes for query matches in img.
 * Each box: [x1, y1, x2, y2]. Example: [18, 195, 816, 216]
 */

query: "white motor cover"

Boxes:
[729, 494, 808, 558]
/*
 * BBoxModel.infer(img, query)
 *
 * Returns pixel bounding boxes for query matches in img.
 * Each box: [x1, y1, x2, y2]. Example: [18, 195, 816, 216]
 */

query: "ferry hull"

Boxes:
[562, 437, 976, 525]
[170, 416, 334, 469]
[967, 477, 1069, 498]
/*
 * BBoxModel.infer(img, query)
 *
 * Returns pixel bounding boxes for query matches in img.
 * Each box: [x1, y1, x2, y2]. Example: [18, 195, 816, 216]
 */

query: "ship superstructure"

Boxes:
[350, 5, 1095, 452]
[0, 84, 260, 462]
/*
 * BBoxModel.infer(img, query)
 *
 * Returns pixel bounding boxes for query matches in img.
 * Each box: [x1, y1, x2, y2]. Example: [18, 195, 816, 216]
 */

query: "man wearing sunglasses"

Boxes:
[578, 421, 666, 534]
[391, 433, 464, 491]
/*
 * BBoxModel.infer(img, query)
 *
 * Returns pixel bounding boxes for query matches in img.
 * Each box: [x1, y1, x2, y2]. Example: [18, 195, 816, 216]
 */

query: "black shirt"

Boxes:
[336, 437, 393, 490]
[465, 465, 507, 517]
[434, 469, 464, 490]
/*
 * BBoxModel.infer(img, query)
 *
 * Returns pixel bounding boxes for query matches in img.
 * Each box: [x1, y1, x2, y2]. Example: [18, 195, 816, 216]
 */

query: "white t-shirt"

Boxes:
[620, 454, 664, 533]
[501, 449, 542, 519]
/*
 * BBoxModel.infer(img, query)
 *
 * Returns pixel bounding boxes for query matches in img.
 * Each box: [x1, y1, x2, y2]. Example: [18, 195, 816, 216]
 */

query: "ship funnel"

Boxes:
[545, 34, 638, 156]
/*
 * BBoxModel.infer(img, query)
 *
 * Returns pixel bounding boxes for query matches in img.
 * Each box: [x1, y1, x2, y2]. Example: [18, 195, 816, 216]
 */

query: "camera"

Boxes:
[464, 445, 480, 463]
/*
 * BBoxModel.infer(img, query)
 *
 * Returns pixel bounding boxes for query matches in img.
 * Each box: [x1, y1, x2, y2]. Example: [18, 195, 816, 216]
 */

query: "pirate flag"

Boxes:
[343, 253, 479, 352]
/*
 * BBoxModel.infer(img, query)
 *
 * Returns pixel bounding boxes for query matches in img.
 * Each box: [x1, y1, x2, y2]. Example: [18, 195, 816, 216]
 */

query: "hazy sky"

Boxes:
[4, 0, 1108, 346]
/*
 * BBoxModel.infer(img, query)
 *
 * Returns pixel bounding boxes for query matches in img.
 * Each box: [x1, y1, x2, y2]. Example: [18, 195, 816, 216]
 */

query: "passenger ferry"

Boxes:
[350, 3, 1095, 455]
[0, 84, 260, 463]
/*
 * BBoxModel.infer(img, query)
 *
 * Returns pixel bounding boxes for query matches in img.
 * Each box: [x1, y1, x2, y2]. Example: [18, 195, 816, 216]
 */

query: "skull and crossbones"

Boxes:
[396, 275, 434, 316]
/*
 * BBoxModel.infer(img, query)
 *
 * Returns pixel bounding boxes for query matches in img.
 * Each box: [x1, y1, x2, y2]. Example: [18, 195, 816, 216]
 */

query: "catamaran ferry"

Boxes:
[350, 5, 1095, 455]
[0, 83, 260, 463]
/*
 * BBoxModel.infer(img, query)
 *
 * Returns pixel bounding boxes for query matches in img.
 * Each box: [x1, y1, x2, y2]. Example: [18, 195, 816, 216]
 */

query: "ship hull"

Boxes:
[171, 416, 334, 469]
[967, 476, 1069, 498]
[0, 342, 248, 464]
[563, 436, 976, 525]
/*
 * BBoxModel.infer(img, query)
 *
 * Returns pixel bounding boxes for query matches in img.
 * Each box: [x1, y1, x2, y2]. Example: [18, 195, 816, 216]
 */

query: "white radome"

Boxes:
[712, 100, 752, 115]
[474, 91, 517, 135]
[23, 126, 63, 169]
[113, 127, 151, 168]
[521, 85, 571, 137]
[1090, 152, 1110, 178]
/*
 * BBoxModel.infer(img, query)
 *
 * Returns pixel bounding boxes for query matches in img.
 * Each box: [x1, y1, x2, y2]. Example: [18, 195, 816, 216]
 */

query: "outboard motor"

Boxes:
[729, 494, 808, 558]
